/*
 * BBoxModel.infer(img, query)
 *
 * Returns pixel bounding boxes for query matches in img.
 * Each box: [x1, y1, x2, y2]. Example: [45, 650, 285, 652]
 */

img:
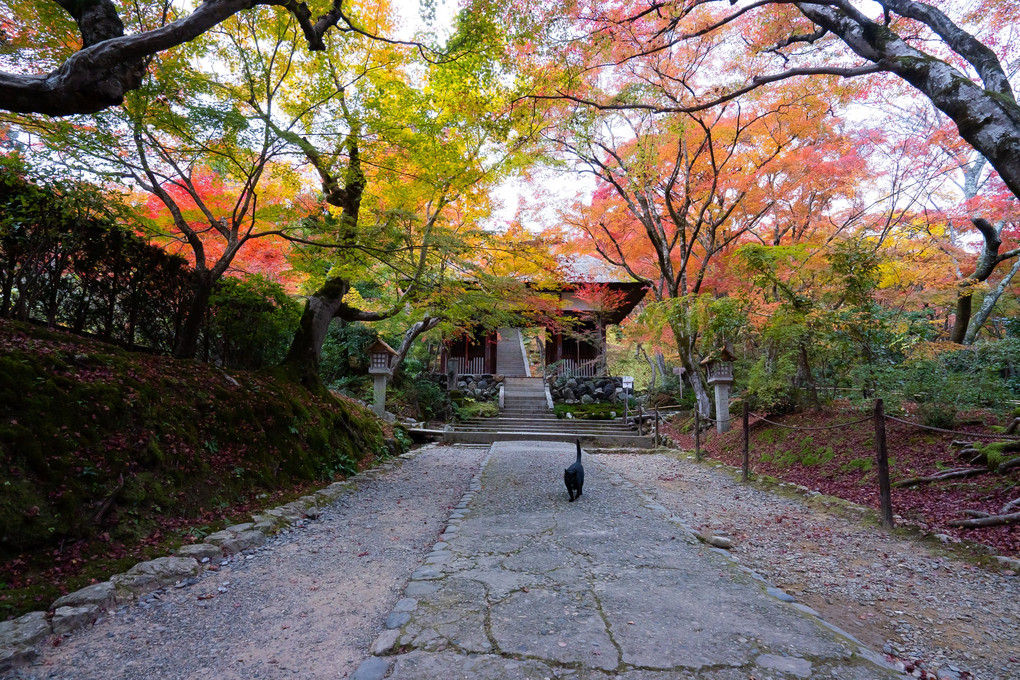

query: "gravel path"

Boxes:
[10, 444, 487, 680]
[597, 451, 1020, 680]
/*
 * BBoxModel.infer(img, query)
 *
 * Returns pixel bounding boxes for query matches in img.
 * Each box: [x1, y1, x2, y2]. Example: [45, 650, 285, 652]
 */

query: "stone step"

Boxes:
[454, 427, 638, 436]
[441, 430, 655, 447]
[460, 418, 633, 429]
[457, 418, 634, 428]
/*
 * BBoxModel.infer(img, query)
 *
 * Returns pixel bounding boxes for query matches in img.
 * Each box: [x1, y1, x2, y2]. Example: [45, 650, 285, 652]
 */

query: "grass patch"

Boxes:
[760, 435, 835, 467]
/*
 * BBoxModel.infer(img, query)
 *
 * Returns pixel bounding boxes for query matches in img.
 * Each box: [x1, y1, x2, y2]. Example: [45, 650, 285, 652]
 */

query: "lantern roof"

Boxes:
[367, 338, 398, 356]
[699, 347, 735, 366]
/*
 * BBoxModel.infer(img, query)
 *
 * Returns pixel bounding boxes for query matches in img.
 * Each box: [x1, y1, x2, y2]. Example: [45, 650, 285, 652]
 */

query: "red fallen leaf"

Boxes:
[357, 551, 369, 557]
[198, 593, 215, 600]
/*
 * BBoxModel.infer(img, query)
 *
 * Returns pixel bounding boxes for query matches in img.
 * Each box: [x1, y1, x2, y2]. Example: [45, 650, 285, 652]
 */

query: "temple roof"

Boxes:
[557, 254, 633, 283]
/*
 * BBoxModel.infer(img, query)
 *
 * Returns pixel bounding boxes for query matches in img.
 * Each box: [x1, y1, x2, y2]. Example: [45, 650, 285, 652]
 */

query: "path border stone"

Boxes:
[356, 445, 494, 680]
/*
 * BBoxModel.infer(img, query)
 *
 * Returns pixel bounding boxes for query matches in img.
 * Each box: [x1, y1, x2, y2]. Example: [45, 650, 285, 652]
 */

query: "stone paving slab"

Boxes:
[365, 441, 902, 679]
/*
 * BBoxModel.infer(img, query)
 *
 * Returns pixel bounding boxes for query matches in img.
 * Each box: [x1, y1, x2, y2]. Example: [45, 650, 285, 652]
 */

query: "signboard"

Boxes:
[622, 376, 634, 390]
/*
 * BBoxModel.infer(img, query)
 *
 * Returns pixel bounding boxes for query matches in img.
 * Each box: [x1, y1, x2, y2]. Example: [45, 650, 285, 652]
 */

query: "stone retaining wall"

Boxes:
[451, 374, 504, 402]
[547, 376, 625, 404]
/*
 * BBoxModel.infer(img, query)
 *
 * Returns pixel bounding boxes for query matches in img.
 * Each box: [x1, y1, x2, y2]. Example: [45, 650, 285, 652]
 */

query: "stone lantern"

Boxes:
[701, 348, 735, 433]
[367, 339, 398, 419]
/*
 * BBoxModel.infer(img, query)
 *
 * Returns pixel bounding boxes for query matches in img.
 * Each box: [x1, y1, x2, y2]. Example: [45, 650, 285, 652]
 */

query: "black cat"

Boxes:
[564, 439, 585, 502]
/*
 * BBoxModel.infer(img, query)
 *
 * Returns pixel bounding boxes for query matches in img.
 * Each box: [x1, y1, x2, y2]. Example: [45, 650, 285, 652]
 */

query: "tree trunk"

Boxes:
[686, 352, 711, 419]
[797, 342, 821, 410]
[655, 352, 668, 382]
[280, 277, 352, 390]
[173, 269, 215, 359]
[639, 345, 657, 391]
[391, 316, 442, 375]
[670, 321, 710, 417]
[950, 292, 972, 343]
[964, 256, 1020, 344]
[0, 268, 12, 317]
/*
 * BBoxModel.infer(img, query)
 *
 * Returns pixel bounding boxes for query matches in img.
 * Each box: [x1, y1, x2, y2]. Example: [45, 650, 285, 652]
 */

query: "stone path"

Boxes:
[10, 445, 488, 680]
[358, 441, 900, 679]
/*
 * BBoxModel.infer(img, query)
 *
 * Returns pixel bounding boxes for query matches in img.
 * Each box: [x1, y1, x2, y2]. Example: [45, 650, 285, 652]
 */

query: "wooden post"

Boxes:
[638, 405, 644, 436]
[694, 410, 702, 462]
[654, 408, 660, 447]
[874, 399, 894, 530]
[742, 401, 750, 482]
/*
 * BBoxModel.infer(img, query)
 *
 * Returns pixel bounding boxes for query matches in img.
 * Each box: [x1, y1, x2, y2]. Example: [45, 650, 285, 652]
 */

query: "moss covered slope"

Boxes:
[0, 319, 395, 565]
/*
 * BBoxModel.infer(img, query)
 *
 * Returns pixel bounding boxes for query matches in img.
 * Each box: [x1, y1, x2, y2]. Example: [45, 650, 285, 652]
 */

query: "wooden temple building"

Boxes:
[439, 257, 647, 378]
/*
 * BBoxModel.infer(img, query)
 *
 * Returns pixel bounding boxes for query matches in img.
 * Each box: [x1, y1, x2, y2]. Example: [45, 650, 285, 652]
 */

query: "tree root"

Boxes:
[1001, 497, 1020, 514]
[948, 512, 1020, 528]
[999, 456, 1020, 473]
[893, 468, 988, 487]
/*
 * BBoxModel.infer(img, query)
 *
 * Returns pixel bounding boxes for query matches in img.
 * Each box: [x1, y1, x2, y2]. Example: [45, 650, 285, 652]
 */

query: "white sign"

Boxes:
[622, 376, 634, 389]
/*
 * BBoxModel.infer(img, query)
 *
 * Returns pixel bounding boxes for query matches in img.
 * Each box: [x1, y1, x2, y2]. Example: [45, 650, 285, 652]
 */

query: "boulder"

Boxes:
[51, 604, 100, 635]
[111, 557, 200, 598]
[51, 581, 115, 610]
[175, 543, 222, 561]
[580, 393, 595, 404]
[218, 530, 266, 555]
[0, 611, 50, 649]
[203, 530, 236, 547]
[0, 611, 50, 669]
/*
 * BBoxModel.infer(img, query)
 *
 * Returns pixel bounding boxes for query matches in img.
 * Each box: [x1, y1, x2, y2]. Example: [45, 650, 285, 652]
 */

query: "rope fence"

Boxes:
[661, 398, 1020, 532]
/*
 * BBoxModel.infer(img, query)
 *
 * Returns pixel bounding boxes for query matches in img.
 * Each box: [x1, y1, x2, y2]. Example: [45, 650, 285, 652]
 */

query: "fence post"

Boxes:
[742, 401, 750, 482]
[874, 398, 894, 530]
[654, 408, 660, 447]
[638, 405, 644, 436]
[694, 411, 702, 462]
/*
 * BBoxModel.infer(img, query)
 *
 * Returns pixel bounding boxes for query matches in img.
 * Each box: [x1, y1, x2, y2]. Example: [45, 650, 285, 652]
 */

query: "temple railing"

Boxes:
[547, 358, 601, 378]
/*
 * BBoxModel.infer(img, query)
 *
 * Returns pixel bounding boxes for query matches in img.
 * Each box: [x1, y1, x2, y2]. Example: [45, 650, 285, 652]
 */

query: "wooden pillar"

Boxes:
[874, 399, 894, 530]
[742, 401, 750, 482]
[694, 411, 701, 462]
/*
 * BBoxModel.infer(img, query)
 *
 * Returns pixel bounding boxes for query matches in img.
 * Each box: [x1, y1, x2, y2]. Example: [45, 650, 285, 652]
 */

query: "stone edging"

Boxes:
[0, 447, 430, 672]
[351, 444, 494, 680]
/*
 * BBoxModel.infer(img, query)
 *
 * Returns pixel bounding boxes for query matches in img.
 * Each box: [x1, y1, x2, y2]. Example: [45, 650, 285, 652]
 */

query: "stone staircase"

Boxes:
[442, 376, 654, 447]
[496, 327, 529, 377]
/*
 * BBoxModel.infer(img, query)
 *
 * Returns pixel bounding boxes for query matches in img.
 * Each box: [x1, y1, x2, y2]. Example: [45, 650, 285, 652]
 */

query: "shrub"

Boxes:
[916, 403, 957, 430]
[205, 275, 300, 370]
[455, 399, 498, 420]
[554, 403, 621, 420]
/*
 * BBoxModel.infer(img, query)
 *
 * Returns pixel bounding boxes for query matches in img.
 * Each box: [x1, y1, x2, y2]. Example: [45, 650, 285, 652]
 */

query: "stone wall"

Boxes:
[452, 374, 504, 402]
[547, 376, 625, 404]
